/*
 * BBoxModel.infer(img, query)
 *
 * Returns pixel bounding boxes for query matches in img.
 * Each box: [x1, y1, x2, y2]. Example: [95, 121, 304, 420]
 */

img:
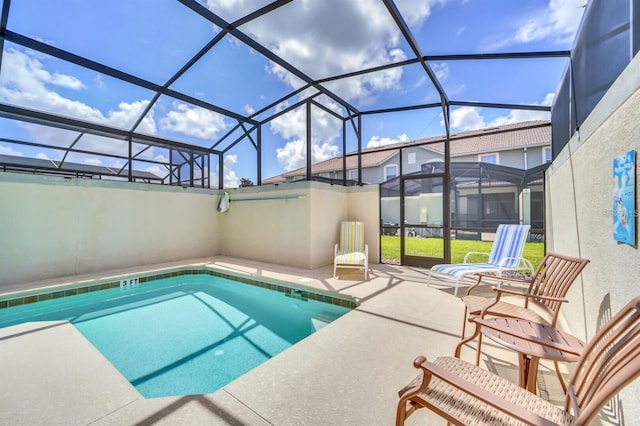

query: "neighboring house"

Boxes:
[264, 120, 550, 237]
[264, 120, 551, 185]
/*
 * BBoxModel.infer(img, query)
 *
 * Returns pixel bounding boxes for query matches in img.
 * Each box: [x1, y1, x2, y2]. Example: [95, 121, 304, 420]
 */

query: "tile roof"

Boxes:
[279, 150, 399, 177]
[418, 120, 551, 155]
[266, 120, 550, 180]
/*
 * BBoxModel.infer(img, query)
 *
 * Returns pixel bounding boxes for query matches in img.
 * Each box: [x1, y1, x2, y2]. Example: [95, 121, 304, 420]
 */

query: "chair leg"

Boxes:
[460, 306, 469, 339]
[475, 334, 483, 366]
[553, 360, 568, 394]
[455, 321, 480, 358]
[395, 400, 409, 426]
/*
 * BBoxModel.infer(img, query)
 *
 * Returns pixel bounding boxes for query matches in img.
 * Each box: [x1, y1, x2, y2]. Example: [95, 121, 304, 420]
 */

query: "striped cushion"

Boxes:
[487, 224, 530, 268]
[431, 263, 509, 277]
[335, 252, 366, 266]
[430, 225, 530, 279]
[403, 357, 574, 425]
[338, 221, 365, 254]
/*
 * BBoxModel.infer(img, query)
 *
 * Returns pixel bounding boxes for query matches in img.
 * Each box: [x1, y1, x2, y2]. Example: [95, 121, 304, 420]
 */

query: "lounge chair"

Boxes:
[334, 221, 368, 280]
[428, 224, 533, 296]
[459, 252, 590, 391]
[396, 296, 640, 426]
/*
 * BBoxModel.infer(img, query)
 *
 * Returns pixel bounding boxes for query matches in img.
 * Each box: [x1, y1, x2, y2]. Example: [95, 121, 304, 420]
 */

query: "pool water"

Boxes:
[0, 275, 351, 398]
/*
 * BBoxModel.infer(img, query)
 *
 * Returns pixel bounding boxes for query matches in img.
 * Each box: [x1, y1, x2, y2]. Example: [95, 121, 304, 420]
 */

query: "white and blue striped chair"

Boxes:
[428, 224, 533, 297]
[334, 221, 369, 280]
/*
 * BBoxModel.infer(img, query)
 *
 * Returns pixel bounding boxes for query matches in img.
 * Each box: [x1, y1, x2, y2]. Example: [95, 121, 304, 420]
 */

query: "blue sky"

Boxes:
[0, 0, 586, 186]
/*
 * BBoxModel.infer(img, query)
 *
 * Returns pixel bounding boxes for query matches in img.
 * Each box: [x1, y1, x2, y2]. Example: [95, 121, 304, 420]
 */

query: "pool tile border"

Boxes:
[0, 268, 358, 310]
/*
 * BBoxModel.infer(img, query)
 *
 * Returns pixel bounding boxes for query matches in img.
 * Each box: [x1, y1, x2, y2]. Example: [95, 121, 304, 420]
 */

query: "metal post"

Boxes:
[443, 102, 451, 263]
[306, 101, 312, 181]
[257, 124, 262, 185]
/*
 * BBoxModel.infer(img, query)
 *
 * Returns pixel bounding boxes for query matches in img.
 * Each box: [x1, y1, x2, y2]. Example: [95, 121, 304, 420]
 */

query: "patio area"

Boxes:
[0, 257, 568, 425]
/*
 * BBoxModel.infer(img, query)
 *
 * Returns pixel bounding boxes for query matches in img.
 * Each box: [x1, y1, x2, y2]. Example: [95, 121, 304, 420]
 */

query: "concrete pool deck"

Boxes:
[0, 257, 567, 425]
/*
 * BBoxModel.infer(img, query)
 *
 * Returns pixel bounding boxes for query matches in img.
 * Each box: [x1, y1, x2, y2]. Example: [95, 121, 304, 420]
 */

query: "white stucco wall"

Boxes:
[0, 174, 220, 287]
[0, 176, 379, 288]
[218, 181, 379, 269]
[546, 53, 640, 423]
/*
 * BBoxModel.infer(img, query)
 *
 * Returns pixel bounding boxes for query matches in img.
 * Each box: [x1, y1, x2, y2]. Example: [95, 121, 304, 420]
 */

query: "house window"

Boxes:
[479, 153, 499, 164]
[384, 164, 398, 181]
[348, 170, 358, 180]
[407, 152, 416, 165]
[543, 147, 552, 163]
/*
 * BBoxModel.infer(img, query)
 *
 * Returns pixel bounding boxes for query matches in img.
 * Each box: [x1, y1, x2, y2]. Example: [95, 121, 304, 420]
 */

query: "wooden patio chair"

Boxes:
[395, 296, 640, 426]
[459, 252, 590, 391]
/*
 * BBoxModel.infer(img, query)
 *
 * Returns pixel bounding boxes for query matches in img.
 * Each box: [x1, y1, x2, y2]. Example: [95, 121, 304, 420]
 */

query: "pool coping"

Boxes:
[0, 265, 358, 311]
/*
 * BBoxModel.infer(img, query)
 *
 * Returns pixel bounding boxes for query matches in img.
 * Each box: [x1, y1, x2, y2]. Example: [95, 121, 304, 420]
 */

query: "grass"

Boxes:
[381, 236, 545, 271]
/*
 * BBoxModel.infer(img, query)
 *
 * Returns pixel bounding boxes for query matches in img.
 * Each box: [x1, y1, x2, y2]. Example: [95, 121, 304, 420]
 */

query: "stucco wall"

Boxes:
[0, 177, 380, 287]
[218, 181, 379, 269]
[345, 184, 380, 264]
[546, 53, 640, 422]
[0, 174, 220, 287]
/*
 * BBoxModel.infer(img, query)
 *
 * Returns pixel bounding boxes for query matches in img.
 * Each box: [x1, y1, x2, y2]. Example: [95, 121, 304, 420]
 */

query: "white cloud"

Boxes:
[449, 106, 487, 131]
[36, 153, 51, 160]
[153, 154, 169, 163]
[210, 0, 442, 105]
[0, 48, 104, 123]
[83, 158, 102, 166]
[203, 0, 447, 175]
[93, 73, 105, 89]
[514, 0, 585, 45]
[159, 101, 228, 140]
[0, 47, 158, 151]
[396, 0, 445, 28]
[270, 99, 341, 171]
[431, 62, 449, 82]
[0, 48, 235, 172]
[0, 145, 24, 156]
[448, 93, 554, 131]
[488, 93, 554, 126]
[208, 154, 242, 188]
[488, 109, 550, 127]
[367, 133, 410, 148]
[275, 139, 340, 172]
[144, 165, 167, 179]
[223, 154, 240, 188]
[109, 100, 157, 134]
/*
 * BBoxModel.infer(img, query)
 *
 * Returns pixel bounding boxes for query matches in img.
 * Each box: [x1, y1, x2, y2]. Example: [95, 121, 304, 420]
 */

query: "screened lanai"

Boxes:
[1, 0, 636, 263]
[0, 0, 578, 189]
[381, 162, 547, 231]
[2, 1, 640, 424]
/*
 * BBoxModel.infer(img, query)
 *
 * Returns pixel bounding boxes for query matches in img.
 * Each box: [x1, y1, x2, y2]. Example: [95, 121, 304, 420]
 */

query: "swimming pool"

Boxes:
[0, 272, 353, 398]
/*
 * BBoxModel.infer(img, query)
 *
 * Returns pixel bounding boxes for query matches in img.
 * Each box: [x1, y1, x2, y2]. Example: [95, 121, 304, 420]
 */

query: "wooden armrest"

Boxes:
[465, 273, 528, 296]
[410, 357, 558, 426]
[493, 287, 569, 303]
[464, 274, 485, 295]
[475, 273, 530, 286]
[469, 316, 582, 356]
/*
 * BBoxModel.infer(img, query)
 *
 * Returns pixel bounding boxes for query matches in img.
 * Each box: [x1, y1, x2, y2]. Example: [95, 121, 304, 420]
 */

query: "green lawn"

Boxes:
[381, 236, 544, 271]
